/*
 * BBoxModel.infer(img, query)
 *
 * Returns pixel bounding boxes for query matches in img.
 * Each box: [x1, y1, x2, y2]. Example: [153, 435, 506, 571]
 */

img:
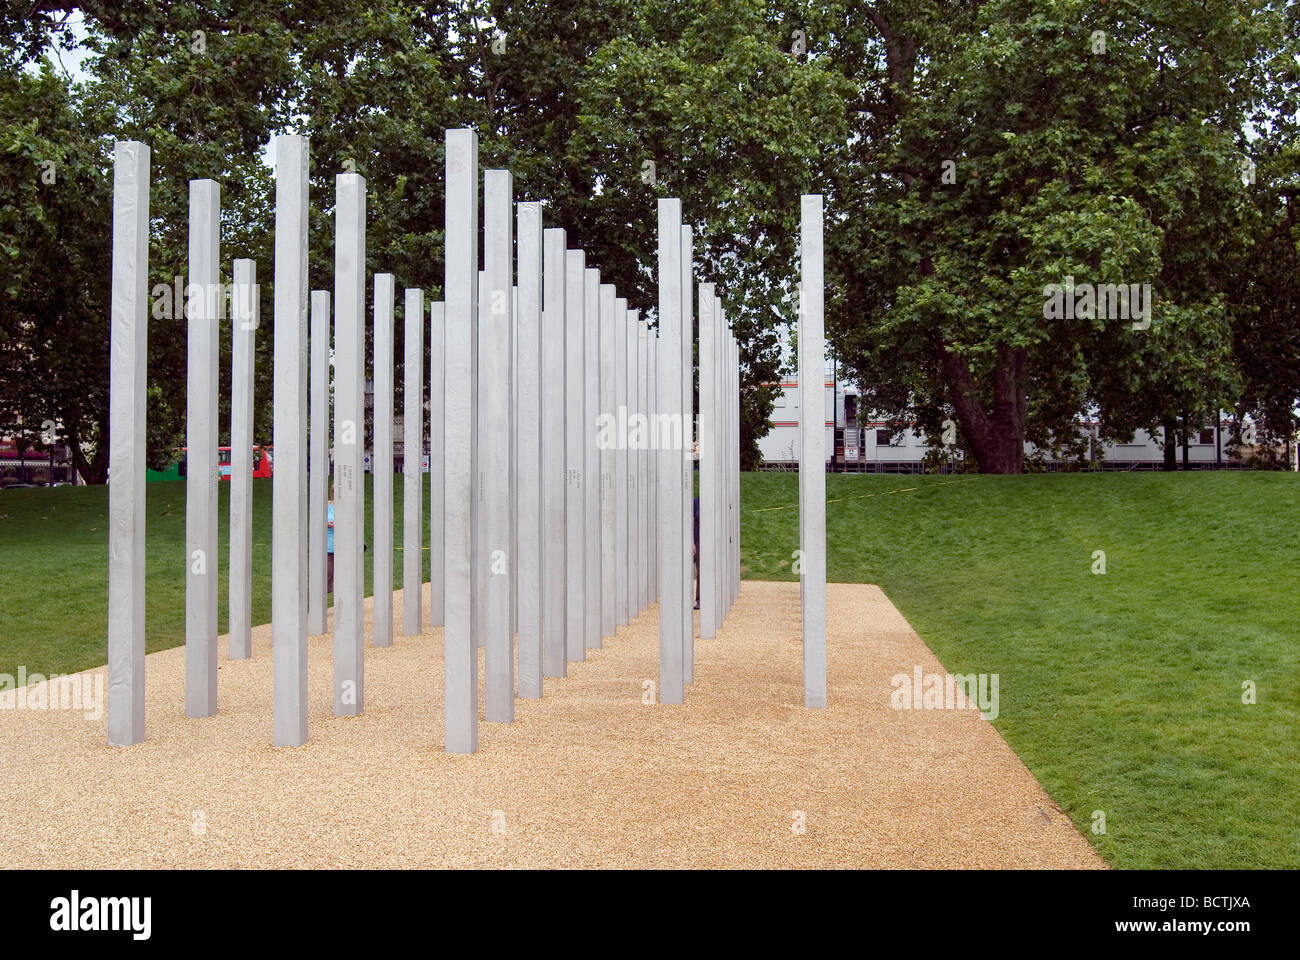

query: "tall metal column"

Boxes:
[564, 249, 586, 664]
[615, 294, 629, 628]
[402, 288, 424, 636]
[107, 140, 150, 747]
[229, 258, 257, 660]
[429, 301, 445, 628]
[332, 171, 366, 717]
[272, 136, 310, 745]
[800, 195, 827, 708]
[656, 200, 684, 704]
[373, 274, 396, 648]
[516, 203, 544, 698]
[443, 129, 479, 752]
[308, 289, 331, 637]
[679, 225, 694, 683]
[637, 315, 649, 612]
[482, 169, 514, 722]
[185, 178, 219, 718]
[584, 267, 601, 650]
[542, 230, 568, 678]
[699, 283, 718, 639]
[599, 283, 617, 640]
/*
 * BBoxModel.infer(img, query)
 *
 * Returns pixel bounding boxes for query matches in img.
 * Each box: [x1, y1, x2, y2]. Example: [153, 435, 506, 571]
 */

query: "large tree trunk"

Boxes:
[65, 405, 109, 484]
[936, 334, 1026, 474]
[1161, 417, 1177, 471]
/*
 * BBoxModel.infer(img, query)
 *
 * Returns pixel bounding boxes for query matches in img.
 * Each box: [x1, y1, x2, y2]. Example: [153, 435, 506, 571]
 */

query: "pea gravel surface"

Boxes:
[0, 581, 1103, 868]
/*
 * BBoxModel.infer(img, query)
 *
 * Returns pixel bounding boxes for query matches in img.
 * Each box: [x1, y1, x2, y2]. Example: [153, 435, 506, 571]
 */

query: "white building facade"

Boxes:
[758, 335, 1252, 470]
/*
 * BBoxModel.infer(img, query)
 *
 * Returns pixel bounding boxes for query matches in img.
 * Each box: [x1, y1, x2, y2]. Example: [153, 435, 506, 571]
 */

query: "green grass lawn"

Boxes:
[1, 471, 1295, 869]
[743, 471, 1299, 870]
[0, 476, 426, 679]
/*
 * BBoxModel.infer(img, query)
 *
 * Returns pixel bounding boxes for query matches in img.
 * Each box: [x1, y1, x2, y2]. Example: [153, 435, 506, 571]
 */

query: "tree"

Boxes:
[6, 0, 1297, 479]
[1226, 115, 1300, 453]
[562, 0, 852, 466]
[822, 0, 1298, 473]
[0, 64, 115, 480]
[2, 1, 454, 475]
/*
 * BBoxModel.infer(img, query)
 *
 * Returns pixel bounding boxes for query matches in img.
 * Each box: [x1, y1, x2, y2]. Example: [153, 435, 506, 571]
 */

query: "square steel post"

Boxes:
[716, 304, 726, 625]
[679, 225, 694, 683]
[648, 327, 658, 601]
[229, 258, 257, 659]
[402, 288, 424, 635]
[625, 305, 639, 617]
[444, 129, 479, 752]
[272, 136, 310, 745]
[736, 334, 742, 605]
[373, 273, 395, 648]
[615, 294, 629, 627]
[308, 290, 331, 637]
[511, 286, 519, 647]
[186, 178, 219, 718]
[429, 301, 445, 627]
[698, 283, 718, 639]
[734, 332, 741, 605]
[723, 319, 730, 618]
[584, 267, 602, 650]
[800, 195, 827, 707]
[657, 200, 684, 704]
[483, 169, 514, 722]
[564, 249, 586, 664]
[637, 316, 649, 612]
[542, 230, 569, 677]
[728, 329, 737, 611]
[332, 171, 366, 717]
[517, 203, 543, 697]
[476, 269, 487, 651]
[599, 282, 617, 639]
[107, 140, 149, 747]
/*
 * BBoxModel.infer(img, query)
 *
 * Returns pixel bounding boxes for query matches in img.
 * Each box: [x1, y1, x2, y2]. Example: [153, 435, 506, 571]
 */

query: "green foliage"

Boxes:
[0, 63, 115, 479]
[2, 2, 451, 470]
[1, 1, 1297, 476]
[568, 0, 852, 465]
[826, 0, 1298, 470]
[1226, 110, 1300, 447]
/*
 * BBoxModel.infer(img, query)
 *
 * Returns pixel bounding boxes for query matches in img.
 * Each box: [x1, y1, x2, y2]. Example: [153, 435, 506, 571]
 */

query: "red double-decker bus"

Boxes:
[219, 445, 273, 480]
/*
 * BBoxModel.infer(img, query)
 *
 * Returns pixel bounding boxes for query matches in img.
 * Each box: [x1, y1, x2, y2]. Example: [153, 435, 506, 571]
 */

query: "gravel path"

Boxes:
[0, 581, 1103, 868]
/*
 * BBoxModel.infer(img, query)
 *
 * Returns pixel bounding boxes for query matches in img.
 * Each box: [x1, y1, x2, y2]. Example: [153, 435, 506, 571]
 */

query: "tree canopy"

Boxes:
[1, 0, 1297, 477]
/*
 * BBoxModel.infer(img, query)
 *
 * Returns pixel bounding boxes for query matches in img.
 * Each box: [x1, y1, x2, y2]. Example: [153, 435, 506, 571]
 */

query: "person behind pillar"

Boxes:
[325, 479, 365, 596]
[326, 481, 335, 594]
[693, 494, 700, 610]
[692, 438, 701, 609]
